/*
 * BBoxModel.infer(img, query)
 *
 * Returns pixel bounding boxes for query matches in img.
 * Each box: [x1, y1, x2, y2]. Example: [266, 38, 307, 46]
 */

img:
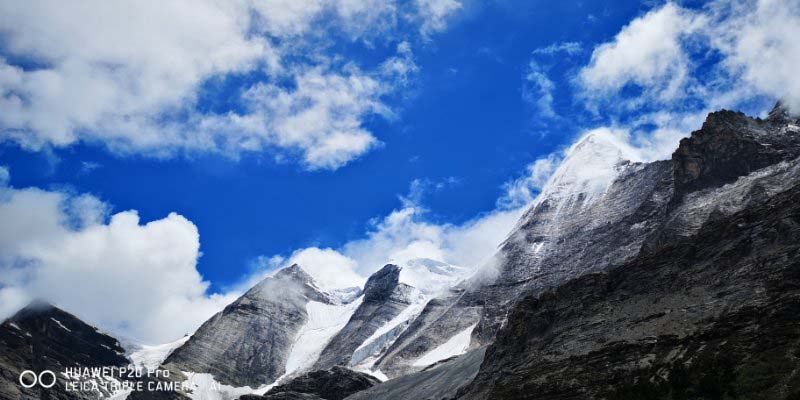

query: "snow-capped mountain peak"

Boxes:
[537, 129, 640, 212]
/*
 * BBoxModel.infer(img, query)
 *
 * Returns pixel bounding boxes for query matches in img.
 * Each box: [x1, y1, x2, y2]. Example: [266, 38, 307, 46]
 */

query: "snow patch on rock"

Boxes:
[350, 291, 430, 366]
[130, 335, 190, 372]
[181, 371, 257, 400]
[285, 296, 364, 375]
[412, 323, 477, 367]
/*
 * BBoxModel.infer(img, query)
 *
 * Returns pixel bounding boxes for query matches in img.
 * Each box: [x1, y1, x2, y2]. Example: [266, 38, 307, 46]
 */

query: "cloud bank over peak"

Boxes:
[254, 179, 526, 293]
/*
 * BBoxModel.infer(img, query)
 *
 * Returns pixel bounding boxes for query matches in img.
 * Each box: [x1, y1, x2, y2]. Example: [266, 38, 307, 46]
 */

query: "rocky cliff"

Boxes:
[0, 301, 129, 400]
[313, 265, 414, 370]
[164, 265, 336, 387]
[461, 179, 800, 400]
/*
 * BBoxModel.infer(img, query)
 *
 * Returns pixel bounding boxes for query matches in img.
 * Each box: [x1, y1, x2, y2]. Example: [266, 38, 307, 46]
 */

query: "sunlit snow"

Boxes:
[412, 323, 477, 367]
[129, 335, 190, 372]
[285, 297, 364, 375]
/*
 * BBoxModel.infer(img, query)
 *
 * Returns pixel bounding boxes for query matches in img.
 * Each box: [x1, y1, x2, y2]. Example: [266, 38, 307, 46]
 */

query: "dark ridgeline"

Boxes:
[0, 301, 129, 400]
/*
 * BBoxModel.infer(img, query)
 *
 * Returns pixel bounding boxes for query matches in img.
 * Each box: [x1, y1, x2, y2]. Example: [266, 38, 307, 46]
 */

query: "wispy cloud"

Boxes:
[523, 41, 583, 120]
[531, 41, 583, 56]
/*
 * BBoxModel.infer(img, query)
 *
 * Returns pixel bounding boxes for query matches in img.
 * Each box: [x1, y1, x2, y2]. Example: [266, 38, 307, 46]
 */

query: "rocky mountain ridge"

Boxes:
[461, 172, 800, 400]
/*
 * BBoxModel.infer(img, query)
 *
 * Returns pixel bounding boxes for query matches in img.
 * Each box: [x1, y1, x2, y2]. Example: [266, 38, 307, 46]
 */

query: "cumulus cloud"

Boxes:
[249, 248, 366, 291]
[0, 1, 460, 170]
[578, 3, 703, 103]
[578, 0, 800, 114]
[0, 1, 270, 147]
[195, 65, 391, 170]
[0, 168, 237, 344]
[709, 0, 800, 112]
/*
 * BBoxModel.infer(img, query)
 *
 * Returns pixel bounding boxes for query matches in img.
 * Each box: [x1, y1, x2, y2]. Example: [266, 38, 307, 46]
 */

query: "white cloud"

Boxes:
[0, 0, 270, 148]
[524, 42, 582, 119]
[250, 248, 366, 291]
[498, 153, 562, 209]
[414, 0, 463, 37]
[709, 0, 800, 112]
[0, 169, 237, 344]
[260, 181, 524, 291]
[578, 3, 703, 103]
[196, 65, 391, 170]
[578, 0, 800, 114]
[524, 61, 558, 118]
[0, 1, 460, 170]
[532, 41, 583, 56]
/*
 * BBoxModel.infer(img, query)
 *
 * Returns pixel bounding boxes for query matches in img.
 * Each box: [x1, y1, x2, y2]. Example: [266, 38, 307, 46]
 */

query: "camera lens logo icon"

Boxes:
[19, 370, 56, 389]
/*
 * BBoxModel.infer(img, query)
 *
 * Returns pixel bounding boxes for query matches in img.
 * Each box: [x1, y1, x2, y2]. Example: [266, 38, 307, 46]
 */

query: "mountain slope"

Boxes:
[372, 104, 800, 380]
[0, 301, 129, 400]
[163, 265, 339, 388]
[346, 347, 487, 400]
[312, 265, 414, 371]
[371, 131, 673, 377]
[461, 180, 800, 400]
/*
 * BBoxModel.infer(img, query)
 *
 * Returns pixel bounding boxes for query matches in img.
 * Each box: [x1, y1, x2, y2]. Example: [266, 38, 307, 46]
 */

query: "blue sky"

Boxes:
[1, 0, 797, 343]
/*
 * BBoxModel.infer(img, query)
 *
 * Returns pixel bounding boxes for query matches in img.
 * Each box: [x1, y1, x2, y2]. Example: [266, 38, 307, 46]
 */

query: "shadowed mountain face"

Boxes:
[164, 265, 335, 387]
[347, 348, 487, 400]
[673, 108, 800, 200]
[0, 302, 129, 400]
[460, 180, 800, 400]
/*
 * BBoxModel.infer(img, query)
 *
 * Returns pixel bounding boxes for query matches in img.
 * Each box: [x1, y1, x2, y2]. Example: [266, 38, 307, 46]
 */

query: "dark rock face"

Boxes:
[461, 184, 800, 400]
[164, 265, 334, 387]
[0, 301, 129, 400]
[251, 366, 379, 400]
[314, 265, 414, 370]
[373, 288, 482, 377]
[347, 348, 486, 400]
[361, 265, 402, 302]
[673, 106, 800, 201]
